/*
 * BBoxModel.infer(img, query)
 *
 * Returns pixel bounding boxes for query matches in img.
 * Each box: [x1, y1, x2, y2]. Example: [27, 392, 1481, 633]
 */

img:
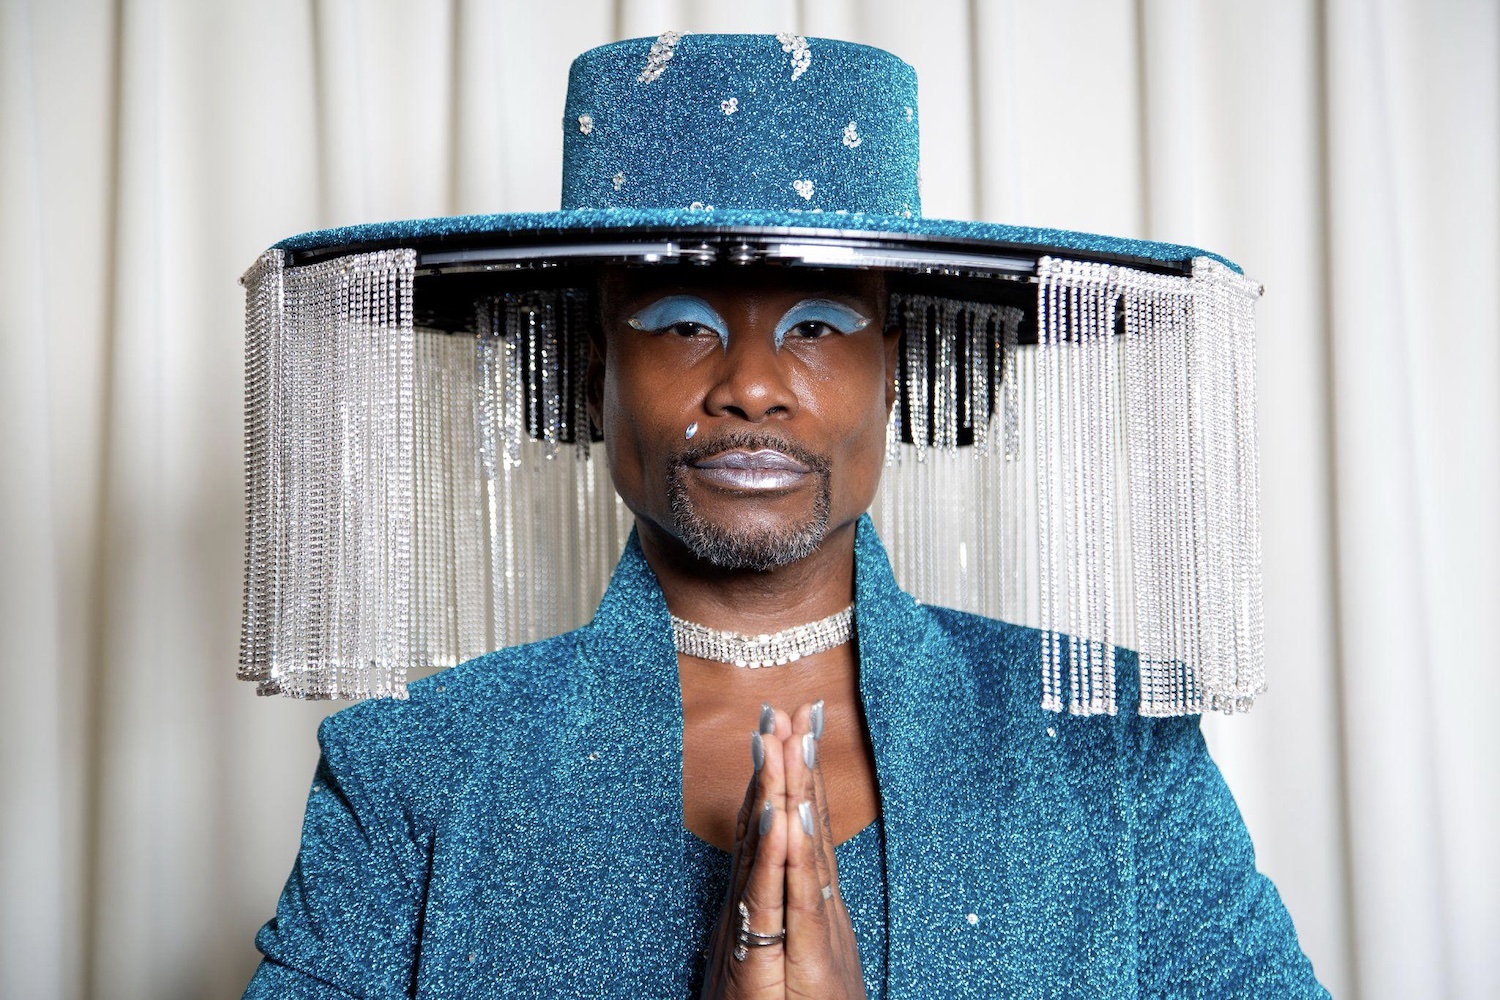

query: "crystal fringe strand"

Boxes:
[882, 295, 1022, 607]
[239, 251, 283, 690]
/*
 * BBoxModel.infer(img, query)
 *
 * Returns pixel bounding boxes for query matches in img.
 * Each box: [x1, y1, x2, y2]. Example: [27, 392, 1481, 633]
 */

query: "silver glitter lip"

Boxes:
[691, 448, 809, 491]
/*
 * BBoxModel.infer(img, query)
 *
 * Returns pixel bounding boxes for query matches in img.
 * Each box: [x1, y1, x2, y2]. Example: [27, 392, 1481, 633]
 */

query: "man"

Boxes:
[596, 265, 889, 996]
[241, 32, 1326, 998]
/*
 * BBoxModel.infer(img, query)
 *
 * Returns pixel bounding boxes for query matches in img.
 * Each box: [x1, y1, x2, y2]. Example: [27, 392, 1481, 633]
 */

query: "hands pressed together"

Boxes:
[700, 700, 867, 1000]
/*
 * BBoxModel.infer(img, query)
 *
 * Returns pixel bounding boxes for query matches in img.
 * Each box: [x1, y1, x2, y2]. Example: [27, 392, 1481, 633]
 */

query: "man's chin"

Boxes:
[670, 510, 828, 573]
[667, 458, 834, 572]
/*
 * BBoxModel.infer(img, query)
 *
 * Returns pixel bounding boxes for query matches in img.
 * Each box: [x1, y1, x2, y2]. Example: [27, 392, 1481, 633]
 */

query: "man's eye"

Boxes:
[667, 322, 710, 338]
[791, 321, 834, 339]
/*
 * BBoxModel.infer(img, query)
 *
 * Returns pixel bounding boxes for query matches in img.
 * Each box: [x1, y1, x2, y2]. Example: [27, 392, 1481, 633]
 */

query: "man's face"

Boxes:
[590, 266, 898, 572]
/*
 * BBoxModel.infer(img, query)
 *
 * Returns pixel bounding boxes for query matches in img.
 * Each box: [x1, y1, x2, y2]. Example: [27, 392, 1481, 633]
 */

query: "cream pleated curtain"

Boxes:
[2, 0, 1496, 997]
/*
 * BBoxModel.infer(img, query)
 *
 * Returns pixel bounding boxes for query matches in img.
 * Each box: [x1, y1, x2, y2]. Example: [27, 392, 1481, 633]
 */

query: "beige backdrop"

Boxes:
[2, 1, 1496, 997]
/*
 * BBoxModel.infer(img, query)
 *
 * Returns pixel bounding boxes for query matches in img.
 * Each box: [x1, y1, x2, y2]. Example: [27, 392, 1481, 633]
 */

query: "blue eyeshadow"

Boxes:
[627, 295, 730, 347]
[773, 299, 871, 348]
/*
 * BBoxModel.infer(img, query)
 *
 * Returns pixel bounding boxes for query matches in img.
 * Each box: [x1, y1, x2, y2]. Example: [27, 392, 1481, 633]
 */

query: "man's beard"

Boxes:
[667, 432, 833, 572]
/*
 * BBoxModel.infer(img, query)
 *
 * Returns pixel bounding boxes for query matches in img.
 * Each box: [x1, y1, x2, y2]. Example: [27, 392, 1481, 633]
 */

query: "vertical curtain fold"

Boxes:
[0, 7, 68, 998]
[1323, 1, 1500, 995]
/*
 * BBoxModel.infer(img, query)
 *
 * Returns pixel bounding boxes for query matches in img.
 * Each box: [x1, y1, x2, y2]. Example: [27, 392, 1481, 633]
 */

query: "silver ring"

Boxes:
[821, 884, 833, 900]
[741, 931, 785, 944]
[733, 901, 786, 962]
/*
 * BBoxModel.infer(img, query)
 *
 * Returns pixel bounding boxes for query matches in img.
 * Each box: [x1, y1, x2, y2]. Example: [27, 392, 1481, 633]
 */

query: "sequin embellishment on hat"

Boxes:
[776, 32, 811, 80]
[638, 30, 684, 84]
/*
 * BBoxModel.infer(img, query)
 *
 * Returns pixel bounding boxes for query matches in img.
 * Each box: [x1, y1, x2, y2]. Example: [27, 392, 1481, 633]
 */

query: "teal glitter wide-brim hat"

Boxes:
[274, 33, 1238, 273]
[240, 33, 1266, 718]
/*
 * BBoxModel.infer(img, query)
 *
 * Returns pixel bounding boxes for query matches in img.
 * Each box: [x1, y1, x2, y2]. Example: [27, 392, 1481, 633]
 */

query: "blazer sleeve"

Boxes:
[244, 714, 426, 1000]
[1132, 714, 1330, 999]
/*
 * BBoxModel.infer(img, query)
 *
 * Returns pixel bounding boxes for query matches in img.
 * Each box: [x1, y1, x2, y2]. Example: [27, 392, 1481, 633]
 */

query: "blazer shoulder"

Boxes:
[920, 602, 1045, 659]
[916, 603, 1051, 708]
[916, 603, 1154, 729]
[314, 629, 588, 807]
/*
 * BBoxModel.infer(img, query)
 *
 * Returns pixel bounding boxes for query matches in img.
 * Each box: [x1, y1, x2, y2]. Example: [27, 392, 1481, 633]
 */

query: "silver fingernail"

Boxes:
[759, 702, 775, 734]
[799, 800, 814, 837]
[802, 732, 816, 769]
[811, 699, 825, 740]
[759, 799, 774, 835]
[751, 731, 764, 772]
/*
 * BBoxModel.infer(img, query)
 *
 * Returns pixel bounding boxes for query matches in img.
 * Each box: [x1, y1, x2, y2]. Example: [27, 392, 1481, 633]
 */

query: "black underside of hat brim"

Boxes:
[271, 211, 1238, 276]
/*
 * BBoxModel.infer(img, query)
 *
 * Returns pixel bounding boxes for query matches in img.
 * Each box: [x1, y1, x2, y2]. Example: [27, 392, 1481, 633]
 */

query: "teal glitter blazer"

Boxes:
[246, 517, 1328, 998]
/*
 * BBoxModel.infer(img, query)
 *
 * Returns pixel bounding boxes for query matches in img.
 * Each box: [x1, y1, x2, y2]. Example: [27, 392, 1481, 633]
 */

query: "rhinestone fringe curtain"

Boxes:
[240, 249, 1262, 713]
[876, 258, 1264, 715]
[240, 249, 418, 699]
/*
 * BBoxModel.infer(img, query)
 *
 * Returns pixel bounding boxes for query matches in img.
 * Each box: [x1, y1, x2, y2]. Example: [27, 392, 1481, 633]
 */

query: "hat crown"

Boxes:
[560, 33, 921, 218]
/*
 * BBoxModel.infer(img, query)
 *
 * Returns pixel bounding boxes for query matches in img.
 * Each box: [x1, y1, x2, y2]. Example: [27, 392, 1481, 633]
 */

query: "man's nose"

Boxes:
[702, 329, 798, 423]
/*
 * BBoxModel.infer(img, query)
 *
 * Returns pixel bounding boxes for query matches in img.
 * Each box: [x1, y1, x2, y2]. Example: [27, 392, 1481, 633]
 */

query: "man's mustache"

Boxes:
[672, 430, 832, 476]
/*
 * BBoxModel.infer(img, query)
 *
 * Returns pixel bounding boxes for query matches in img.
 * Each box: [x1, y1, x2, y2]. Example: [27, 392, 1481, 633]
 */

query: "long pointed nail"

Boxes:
[811, 699, 825, 740]
[802, 732, 817, 769]
[759, 799, 774, 836]
[799, 800, 815, 837]
[751, 731, 764, 772]
[758, 703, 775, 734]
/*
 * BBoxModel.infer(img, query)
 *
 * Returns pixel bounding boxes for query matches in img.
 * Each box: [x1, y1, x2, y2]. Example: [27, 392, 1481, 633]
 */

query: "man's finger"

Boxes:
[732, 723, 766, 848]
[783, 703, 832, 966]
[730, 705, 785, 901]
[806, 718, 860, 964]
[806, 699, 839, 900]
[713, 722, 771, 973]
[808, 709, 842, 902]
[734, 738, 788, 978]
[797, 730, 836, 911]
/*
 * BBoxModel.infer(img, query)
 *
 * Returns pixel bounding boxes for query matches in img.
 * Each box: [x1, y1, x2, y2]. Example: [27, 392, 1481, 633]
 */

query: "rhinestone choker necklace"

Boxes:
[671, 605, 855, 668]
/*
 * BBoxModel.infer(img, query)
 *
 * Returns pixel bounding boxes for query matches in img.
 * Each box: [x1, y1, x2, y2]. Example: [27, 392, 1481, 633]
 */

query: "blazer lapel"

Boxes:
[569, 532, 701, 992]
[853, 515, 1036, 996]
[853, 515, 1134, 997]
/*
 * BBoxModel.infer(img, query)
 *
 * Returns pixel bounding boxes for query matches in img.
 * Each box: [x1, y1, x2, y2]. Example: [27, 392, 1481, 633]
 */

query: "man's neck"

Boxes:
[635, 517, 859, 635]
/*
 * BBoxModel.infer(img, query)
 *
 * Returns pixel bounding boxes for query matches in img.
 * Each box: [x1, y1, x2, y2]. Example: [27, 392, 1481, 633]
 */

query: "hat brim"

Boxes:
[271, 208, 1242, 276]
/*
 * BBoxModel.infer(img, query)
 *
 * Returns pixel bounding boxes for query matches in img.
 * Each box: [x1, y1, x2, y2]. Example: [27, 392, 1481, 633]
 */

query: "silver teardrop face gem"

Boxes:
[685, 422, 698, 439]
